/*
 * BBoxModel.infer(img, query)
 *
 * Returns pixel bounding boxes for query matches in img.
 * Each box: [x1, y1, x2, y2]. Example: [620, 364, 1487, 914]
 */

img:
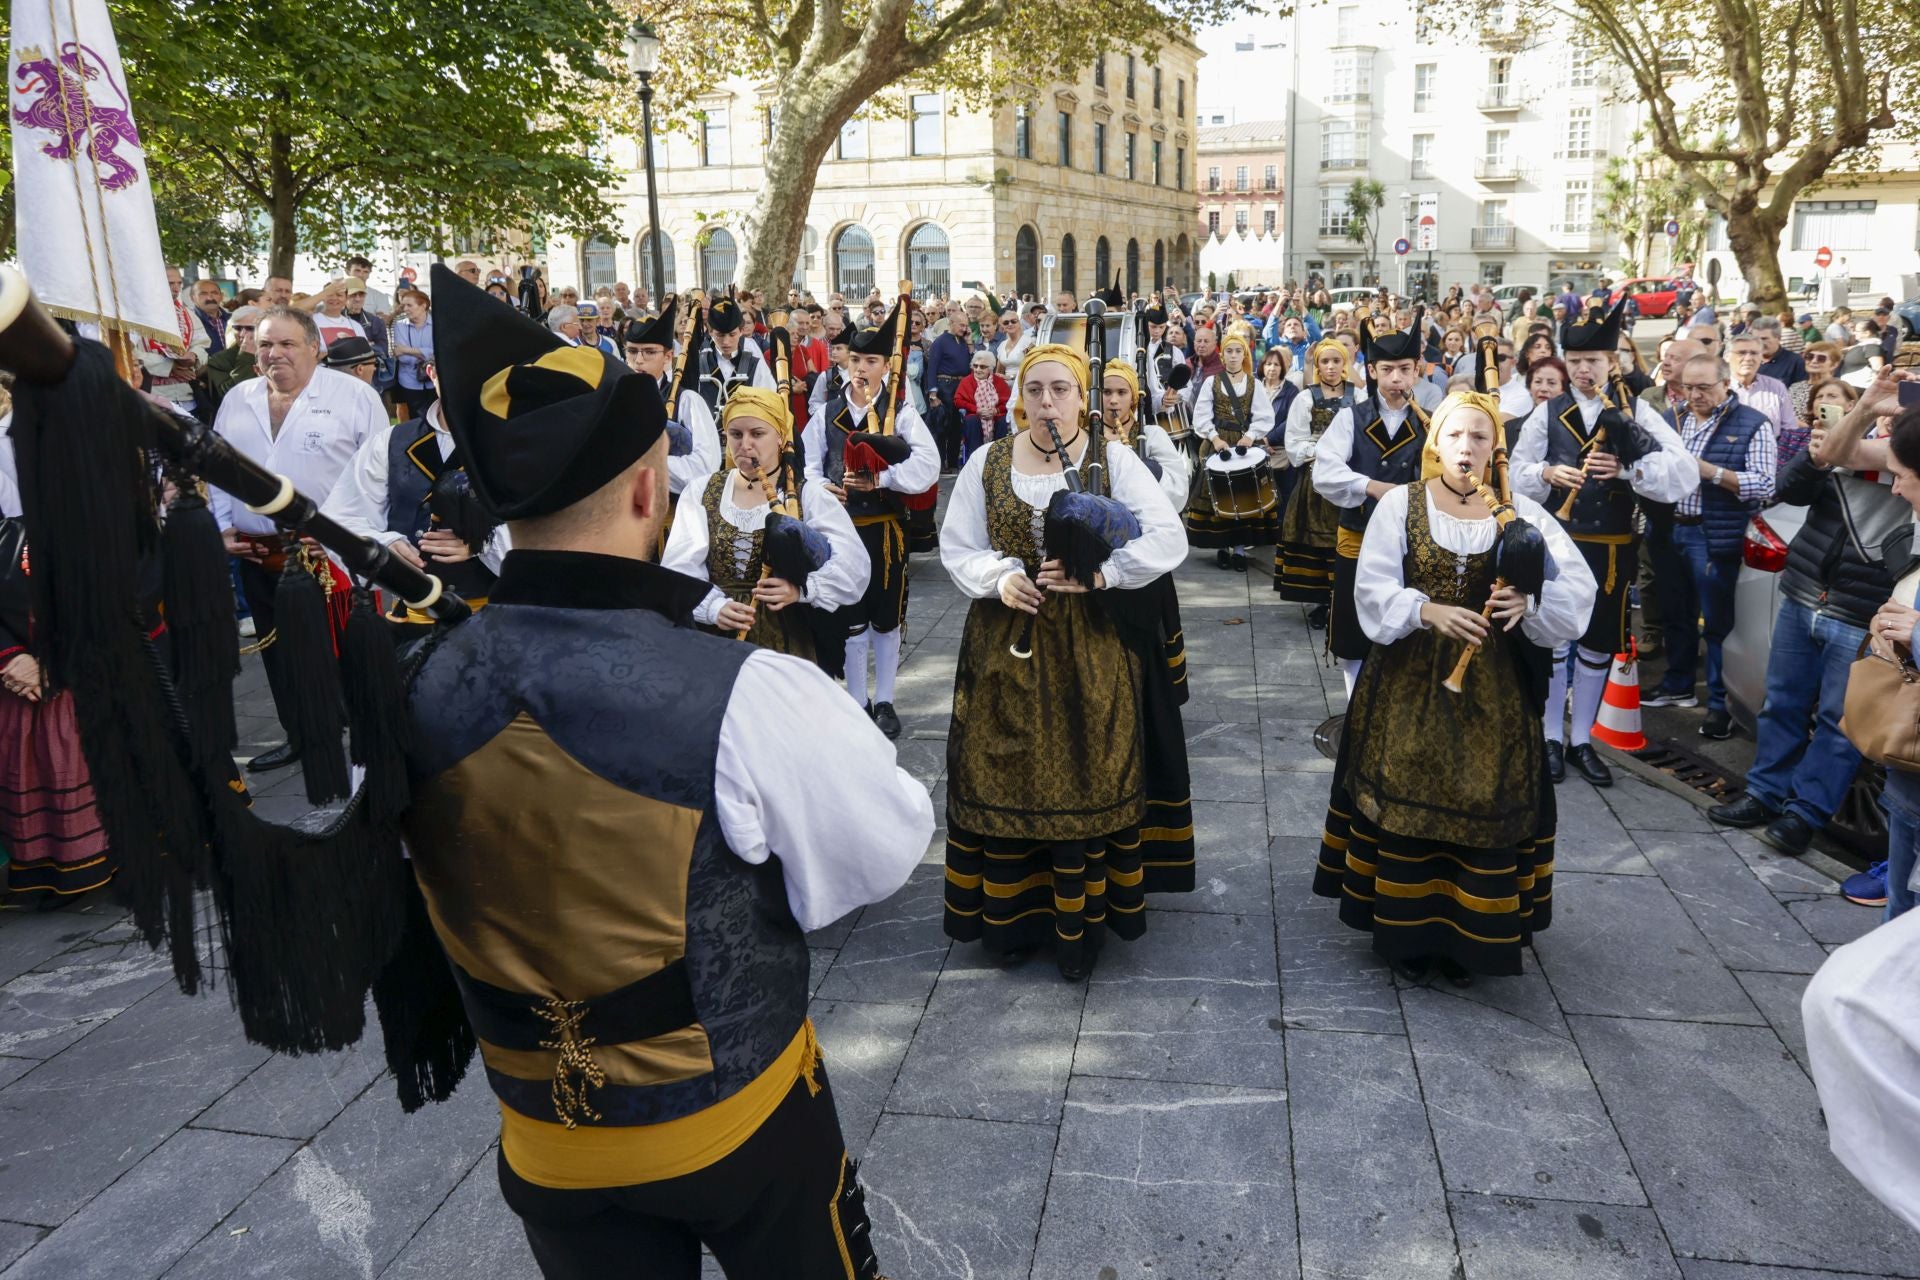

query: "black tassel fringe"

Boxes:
[372, 875, 477, 1111]
[340, 586, 411, 825]
[272, 552, 351, 804]
[162, 481, 240, 770]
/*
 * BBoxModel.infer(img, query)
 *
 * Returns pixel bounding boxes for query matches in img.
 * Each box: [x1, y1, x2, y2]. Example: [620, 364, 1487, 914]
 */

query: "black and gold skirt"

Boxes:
[1276, 465, 1338, 601]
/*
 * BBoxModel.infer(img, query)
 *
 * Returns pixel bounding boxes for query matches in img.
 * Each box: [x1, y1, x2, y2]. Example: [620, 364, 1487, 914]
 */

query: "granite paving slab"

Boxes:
[806, 947, 837, 999]
[1401, 986, 1642, 1205]
[1632, 832, 1830, 973]
[859, 1112, 1055, 1280]
[1679, 1263, 1903, 1280]
[1031, 1075, 1298, 1280]
[1287, 1028, 1461, 1280]
[888, 957, 1083, 1124]
[0, 1054, 36, 1089]
[1449, 1192, 1681, 1280]
[1076, 909, 1286, 1089]
[1552, 782, 1658, 876]
[810, 997, 921, 1158]
[0, 1222, 44, 1272]
[1172, 800, 1272, 914]
[378, 1149, 539, 1279]
[1719, 829, 1842, 897]
[163, 1077, 500, 1279]
[1784, 895, 1884, 947]
[0, 905, 122, 986]
[0, 983, 271, 1227]
[1272, 842, 1402, 1035]
[193, 1023, 386, 1141]
[1600, 774, 1715, 832]
[812, 863, 951, 1007]
[1533, 874, 1762, 1024]
[1730, 969, 1814, 1076]
[1257, 715, 1338, 773]
[3, 1127, 299, 1280]
[1266, 768, 1335, 839]
[1396, 958, 1570, 1038]
[1184, 722, 1269, 801]
[0, 931, 176, 1060]
[1571, 1014, 1920, 1275]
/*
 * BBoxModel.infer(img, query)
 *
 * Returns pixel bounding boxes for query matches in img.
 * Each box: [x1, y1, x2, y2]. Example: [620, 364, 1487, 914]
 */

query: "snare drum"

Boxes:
[1204, 447, 1278, 520]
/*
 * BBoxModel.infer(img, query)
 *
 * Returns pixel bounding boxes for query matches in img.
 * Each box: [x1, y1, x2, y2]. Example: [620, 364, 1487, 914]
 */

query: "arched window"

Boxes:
[700, 227, 737, 291]
[832, 225, 875, 295]
[1059, 234, 1078, 299]
[1153, 239, 1165, 293]
[904, 222, 950, 298]
[793, 226, 818, 291]
[1173, 234, 1192, 291]
[636, 230, 676, 299]
[1015, 225, 1039, 299]
[1094, 236, 1112, 292]
[1125, 238, 1141, 298]
[583, 235, 618, 292]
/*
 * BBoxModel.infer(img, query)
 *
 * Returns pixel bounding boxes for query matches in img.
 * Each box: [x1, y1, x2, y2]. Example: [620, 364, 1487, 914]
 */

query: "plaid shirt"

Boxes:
[1676, 396, 1776, 516]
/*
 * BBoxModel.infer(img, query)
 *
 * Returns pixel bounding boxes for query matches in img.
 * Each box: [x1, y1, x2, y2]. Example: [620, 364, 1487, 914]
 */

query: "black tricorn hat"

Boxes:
[1097, 273, 1124, 308]
[1562, 297, 1627, 352]
[430, 263, 665, 522]
[1365, 318, 1422, 364]
[1143, 306, 1168, 324]
[849, 300, 903, 356]
[708, 297, 745, 334]
[625, 295, 676, 348]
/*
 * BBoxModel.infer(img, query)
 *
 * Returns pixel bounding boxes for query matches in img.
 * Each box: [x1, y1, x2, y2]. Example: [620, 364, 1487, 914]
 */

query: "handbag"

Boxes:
[1841, 639, 1920, 772]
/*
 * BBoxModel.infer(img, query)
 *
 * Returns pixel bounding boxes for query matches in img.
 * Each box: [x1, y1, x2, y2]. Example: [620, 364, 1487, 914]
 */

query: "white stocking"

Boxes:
[872, 628, 902, 705]
[1545, 643, 1573, 744]
[1569, 646, 1613, 748]
[844, 628, 872, 706]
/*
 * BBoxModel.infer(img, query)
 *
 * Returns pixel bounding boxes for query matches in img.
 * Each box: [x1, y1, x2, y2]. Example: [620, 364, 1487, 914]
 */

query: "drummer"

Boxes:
[1276, 338, 1358, 625]
[1183, 325, 1278, 570]
[1142, 307, 1193, 454]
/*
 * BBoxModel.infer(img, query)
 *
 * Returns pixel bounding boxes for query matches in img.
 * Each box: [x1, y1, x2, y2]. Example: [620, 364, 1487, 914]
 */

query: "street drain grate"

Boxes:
[1631, 739, 1744, 800]
[1313, 715, 1344, 761]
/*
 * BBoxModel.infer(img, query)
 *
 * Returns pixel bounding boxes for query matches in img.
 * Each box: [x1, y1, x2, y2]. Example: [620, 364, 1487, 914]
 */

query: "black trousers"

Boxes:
[496, 1072, 881, 1280]
[236, 557, 299, 750]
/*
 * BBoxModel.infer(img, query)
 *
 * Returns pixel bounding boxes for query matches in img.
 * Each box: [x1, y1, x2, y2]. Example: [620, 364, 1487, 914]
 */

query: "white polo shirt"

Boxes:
[209, 366, 387, 535]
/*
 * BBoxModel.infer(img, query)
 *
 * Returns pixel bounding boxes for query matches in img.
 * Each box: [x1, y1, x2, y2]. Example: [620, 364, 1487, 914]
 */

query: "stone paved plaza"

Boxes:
[1, 548, 1917, 1279]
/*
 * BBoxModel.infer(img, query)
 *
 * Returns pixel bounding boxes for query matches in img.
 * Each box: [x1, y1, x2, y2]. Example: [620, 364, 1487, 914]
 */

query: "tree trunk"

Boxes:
[267, 130, 297, 279]
[1722, 190, 1788, 312]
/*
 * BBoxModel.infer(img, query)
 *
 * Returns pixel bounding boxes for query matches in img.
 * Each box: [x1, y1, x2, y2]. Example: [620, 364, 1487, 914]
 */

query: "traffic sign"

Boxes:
[399, 266, 418, 283]
[1415, 193, 1439, 252]
[1665, 219, 1680, 238]
[1394, 237, 1411, 256]
[1814, 245, 1833, 269]
[1042, 254, 1057, 270]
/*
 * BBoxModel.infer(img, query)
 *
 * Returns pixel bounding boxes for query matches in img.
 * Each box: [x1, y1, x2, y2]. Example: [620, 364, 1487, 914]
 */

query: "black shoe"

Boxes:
[1308, 603, 1329, 630]
[1699, 708, 1733, 740]
[1231, 552, 1248, 572]
[1216, 549, 1232, 570]
[246, 742, 300, 773]
[1757, 812, 1814, 858]
[1708, 795, 1777, 828]
[872, 701, 902, 740]
[1391, 956, 1431, 984]
[1434, 957, 1475, 988]
[1566, 743, 1614, 787]
[1546, 739, 1565, 784]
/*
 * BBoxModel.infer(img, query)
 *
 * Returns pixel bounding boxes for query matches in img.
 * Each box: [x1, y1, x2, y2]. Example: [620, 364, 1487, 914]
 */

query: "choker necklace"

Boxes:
[1441, 476, 1475, 506]
[1034, 429, 1083, 458]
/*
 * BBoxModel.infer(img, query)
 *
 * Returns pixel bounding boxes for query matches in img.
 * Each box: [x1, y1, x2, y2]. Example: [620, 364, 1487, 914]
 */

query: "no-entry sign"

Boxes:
[1814, 246, 1834, 269]
[1394, 238, 1411, 256]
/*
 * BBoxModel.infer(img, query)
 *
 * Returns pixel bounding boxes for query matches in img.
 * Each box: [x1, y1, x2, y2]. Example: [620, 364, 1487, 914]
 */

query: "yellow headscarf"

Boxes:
[1011, 343, 1090, 432]
[1419, 390, 1507, 485]
[719, 386, 793, 469]
[1305, 337, 1354, 389]
[1100, 360, 1141, 429]
[1219, 327, 1254, 367]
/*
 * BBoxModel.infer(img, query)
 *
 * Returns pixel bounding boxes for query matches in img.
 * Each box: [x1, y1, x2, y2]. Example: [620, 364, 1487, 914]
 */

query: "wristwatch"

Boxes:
[1711, 466, 1725, 487]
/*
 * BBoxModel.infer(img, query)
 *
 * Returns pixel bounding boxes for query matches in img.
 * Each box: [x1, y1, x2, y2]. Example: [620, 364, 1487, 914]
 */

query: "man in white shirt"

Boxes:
[697, 297, 776, 414]
[212, 307, 387, 772]
[140, 265, 212, 421]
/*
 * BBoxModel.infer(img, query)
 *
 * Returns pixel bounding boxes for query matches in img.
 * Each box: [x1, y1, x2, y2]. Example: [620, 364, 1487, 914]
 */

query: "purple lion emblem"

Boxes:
[12, 41, 143, 191]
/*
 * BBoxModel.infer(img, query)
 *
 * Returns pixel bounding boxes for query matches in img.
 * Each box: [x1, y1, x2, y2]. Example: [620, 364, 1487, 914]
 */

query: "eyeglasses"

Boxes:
[233, 325, 256, 333]
[1678, 382, 1722, 394]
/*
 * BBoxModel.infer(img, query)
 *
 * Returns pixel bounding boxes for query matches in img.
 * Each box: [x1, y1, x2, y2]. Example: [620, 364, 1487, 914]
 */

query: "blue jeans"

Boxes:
[1743, 597, 1868, 828]
[1882, 770, 1920, 920]
[1661, 523, 1741, 711]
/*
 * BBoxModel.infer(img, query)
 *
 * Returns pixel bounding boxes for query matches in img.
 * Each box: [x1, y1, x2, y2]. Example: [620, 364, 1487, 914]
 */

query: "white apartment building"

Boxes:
[1208, 6, 1645, 297]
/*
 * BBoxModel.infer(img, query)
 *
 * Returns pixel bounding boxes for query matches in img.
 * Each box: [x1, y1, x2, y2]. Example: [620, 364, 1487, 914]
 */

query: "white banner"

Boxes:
[8, 0, 176, 345]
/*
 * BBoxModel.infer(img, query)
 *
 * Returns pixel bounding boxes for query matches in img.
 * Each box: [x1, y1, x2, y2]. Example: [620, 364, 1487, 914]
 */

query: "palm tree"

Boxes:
[1346, 179, 1387, 287]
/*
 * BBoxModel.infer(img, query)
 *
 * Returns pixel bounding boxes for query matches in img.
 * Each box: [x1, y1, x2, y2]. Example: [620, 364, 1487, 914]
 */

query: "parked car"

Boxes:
[1491, 283, 1548, 309]
[1610, 277, 1686, 319]
[1328, 287, 1376, 309]
[1723, 504, 1886, 856]
[1894, 295, 1920, 340]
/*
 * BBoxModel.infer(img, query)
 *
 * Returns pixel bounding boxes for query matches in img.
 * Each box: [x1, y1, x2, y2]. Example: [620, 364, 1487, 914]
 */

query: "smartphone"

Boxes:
[1819, 402, 1846, 428]
[1901, 380, 1920, 409]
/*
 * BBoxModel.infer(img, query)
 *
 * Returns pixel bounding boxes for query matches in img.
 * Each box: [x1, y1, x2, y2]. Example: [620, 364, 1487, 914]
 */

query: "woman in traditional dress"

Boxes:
[1276, 338, 1358, 623]
[940, 344, 1186, 980]
[1184, 326, 1278, 569]
[1312, 391, 1596, 984]
[662, 387, 870, 668]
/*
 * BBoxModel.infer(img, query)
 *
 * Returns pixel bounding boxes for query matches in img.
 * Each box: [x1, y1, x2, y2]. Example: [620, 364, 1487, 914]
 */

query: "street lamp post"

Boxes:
[624, 21, 666, 310]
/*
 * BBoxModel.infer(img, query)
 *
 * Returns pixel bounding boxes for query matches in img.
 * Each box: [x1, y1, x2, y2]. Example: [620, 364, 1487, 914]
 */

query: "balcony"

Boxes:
[1318, 155, 1368, 175]
[1480, 21, 1528, 50]
[1470, 226, 1517, 251]
[1325, 90, 1373, 105]
[1474, 157, 1526, 182]
[1477, 84, 1522, 113]
[1550, 221, 1606, 249]
[1554, 146, 1610, 162]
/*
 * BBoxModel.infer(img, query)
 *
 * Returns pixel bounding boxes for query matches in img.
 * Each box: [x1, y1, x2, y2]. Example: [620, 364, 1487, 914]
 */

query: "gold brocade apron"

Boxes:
[697, 472, 816, 662]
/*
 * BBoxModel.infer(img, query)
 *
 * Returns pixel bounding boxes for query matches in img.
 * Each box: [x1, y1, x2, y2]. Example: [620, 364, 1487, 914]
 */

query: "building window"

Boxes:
[910, 94, 942, 156]
[637, 230, 676, 298]
[1208, 210, 1221, 237]
[1318, 190, 1352, 237]
[1177, 146, 1186, 190]
[1562, 179, 1590, 232]
[1411, 133, 1433, 179]
[832, 224, 875, 294]
[1057, 111, 1073, 167]
[795, 225, 818, 289]
[1485, 128, 1509, 165]
[1481, 198, 1510, 230]
[1235, 165, 1249, 192]
[1153, 66, 1162, 109]
[1792, 199, 1877, 250]
[761, 105, 776, 146]
[1015, 104, 1032, 159]
[1177, 78, 1186, 117]
[701, 110, 730, 166]
[1263, 163, 1278, 191]
[1335, 4, 1357, 42]
[837, 114, 867, 160]
[1094, 121, 1107, 174]
[1095, 235, 1112, 285]
[650, 130, 669, 171]
[1151, 140, 1163, 185]
[1563, 107, 1593, 158]
[1208, 165, 1221, 192]
[700, 227, 736, 289]
[1126, 55, 1137, 99]
[1016, 224, 1040, 297]
[1320, 120, 1363, 170]
[1126, 238, 1140, 296]
[1264, 208, 1277, 235]
[1154, 239, 1165, 288]
[1329, 51, 1373, 103]
[1125, 132, 1137, 181]
[1094, 56, 1105, 89]
[1568, 42, 1597, 88]
[1061, 234, 1078, 296]
[1481, 263, 1505, 286]
[1414, 64, 1436, 113]
[1235, 208, 1249, 235]
[904, 222, 950, 297]
[583, 236, 618, 292]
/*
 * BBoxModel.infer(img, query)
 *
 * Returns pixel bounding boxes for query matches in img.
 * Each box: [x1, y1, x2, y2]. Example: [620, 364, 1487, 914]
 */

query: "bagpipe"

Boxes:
[843, 280, 930, 507]
[1552, 373, 1656, 520]
[736, 321, 832, 640]
[662, 289, 706, 455]
[0, 265, 475, 1104]
[1009, 296, 1143, 660]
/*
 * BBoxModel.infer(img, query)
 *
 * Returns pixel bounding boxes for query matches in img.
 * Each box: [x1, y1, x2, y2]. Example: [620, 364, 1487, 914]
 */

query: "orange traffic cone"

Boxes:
[1591, 643, 1647, 752]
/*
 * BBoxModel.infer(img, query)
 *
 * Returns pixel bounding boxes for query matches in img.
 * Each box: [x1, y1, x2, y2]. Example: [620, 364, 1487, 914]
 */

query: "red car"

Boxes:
[1609, 277, 1688, 319]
